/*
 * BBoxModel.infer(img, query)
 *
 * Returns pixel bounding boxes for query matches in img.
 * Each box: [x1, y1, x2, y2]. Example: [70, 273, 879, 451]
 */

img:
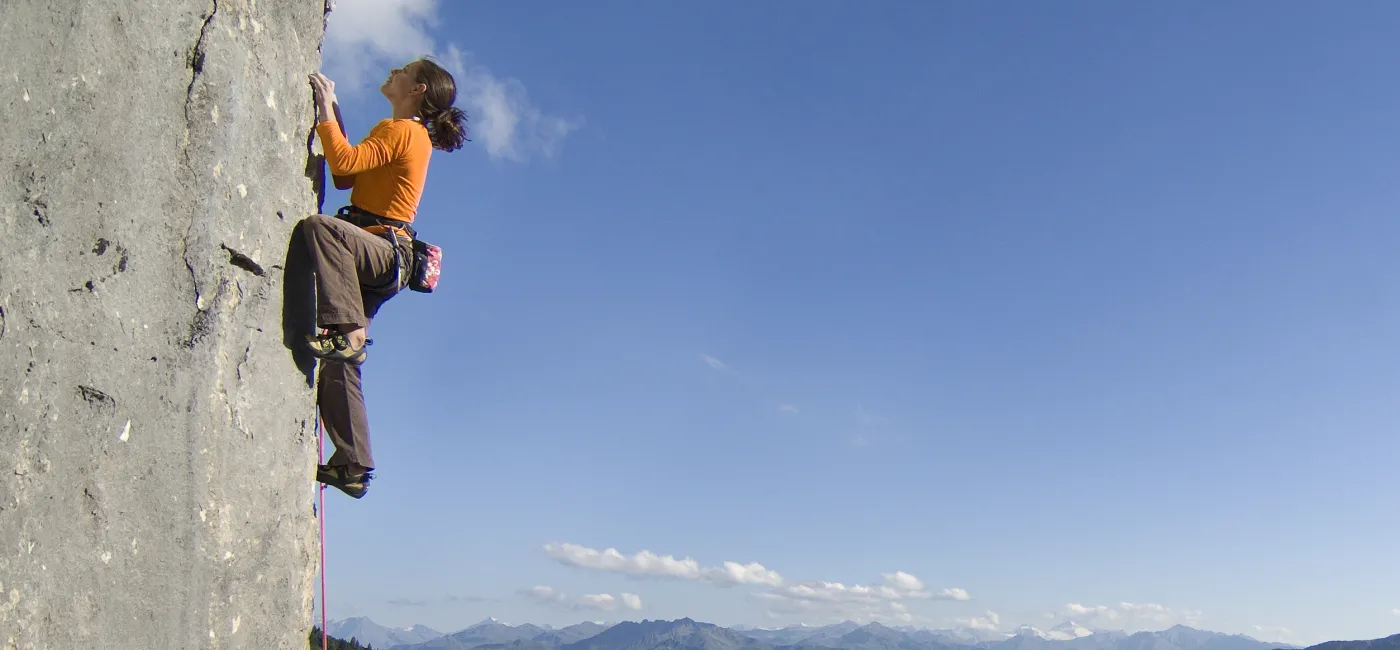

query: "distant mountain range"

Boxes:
[1301, 636, 1400, 650]
[320, 616, 1399, 650]
[328, 616, 444, 649]
[401, 619, 613, 650]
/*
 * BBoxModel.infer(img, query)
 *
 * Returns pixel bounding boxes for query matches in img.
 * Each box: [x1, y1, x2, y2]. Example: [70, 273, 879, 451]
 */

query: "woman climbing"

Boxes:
[303, 59, 467, 499]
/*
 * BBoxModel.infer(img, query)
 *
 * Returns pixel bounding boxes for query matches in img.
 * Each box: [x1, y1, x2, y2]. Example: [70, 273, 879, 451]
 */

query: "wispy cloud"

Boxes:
[1251, 626, 1299, 645]
[779, 404, 800, 415]
[1393, 608, 1400, 616]
[756, 591, 919, 625]
[855, 406, 887, 428]
[440, 45, 582, 162]
[544, 542, 783, 587]
[850, 406, 897, 448]
[523, 585, 568, 605]
[521, 585, 643, 612]
[957, 611, 1001, 632]
[388, 598, 429, 607]
[447, 595, 494, 603]
[1056, 602, 1202, 630]
[323, 0, 578, 162]
[701, 354, 728, 371]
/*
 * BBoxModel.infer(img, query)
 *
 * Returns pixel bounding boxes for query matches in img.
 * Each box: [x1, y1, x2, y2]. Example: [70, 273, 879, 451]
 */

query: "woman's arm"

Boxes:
[310, 72, 402, 177]
[330, 102, 355, 190]
[316, 117, 404, 177]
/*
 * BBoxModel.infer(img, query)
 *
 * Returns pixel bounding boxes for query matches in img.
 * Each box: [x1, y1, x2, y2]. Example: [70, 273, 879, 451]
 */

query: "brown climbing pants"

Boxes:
[303, 213, 411, 471]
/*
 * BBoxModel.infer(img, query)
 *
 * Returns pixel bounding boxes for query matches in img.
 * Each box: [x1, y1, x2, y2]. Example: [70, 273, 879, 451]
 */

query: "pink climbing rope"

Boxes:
[317, 411, 328, 650]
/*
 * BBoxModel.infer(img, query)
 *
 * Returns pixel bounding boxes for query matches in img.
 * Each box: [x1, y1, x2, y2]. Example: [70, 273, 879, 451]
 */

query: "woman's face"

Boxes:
[381, 62, 423, 102]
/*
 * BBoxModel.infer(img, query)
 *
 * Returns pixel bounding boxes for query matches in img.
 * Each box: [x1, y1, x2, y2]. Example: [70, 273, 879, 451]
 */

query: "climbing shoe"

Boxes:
[304, 332, 370, 365]
[317, 464, 372, 499]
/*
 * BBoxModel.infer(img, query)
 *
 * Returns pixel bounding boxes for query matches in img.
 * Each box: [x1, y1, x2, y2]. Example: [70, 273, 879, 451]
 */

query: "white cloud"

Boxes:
[544, 543, 965, 626]
[543, 542, 783, 587]
[958, 611, 1001, 632]
[1065, 603, 1113, 618]
[1056, 602, 1201, 630]
[322, 0, 577, 162]
[937, 587, 972, 601]
[578, 594, 617, 610]
[760, 572, 968, 625]
[1251, 626, 1298, 644]
[1393, 608, 1400, 616]
[701, 355, 727, 371]
[441, 45, 582, 162]
[521, 586, 643, 612]
[324, 0, 437, 88]
[769, 572, 966, 605]
[522, 585, 567, 605]
[715, 561, 787, 587]
[779, 404, 799, 415]
[883, 571, 925, 593]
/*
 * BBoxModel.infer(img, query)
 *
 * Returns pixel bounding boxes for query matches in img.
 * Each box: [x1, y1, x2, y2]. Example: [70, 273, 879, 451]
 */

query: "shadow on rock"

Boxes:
[282, 219, 318, 388]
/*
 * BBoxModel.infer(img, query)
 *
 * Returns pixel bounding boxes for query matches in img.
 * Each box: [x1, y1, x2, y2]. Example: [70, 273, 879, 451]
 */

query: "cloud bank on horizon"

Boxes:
[543, 542, 967, 625]
[535, 542, 1243, 637]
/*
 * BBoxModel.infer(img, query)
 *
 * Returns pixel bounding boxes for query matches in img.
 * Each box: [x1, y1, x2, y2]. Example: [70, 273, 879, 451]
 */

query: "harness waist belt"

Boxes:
[334, 205, 416, 239]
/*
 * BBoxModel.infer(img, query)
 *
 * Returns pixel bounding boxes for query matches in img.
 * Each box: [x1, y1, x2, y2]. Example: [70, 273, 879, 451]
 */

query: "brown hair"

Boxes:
[412, 57, 469, 152]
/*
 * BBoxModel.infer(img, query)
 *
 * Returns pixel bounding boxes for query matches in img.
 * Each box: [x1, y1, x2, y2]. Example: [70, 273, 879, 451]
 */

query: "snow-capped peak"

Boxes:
[1052, 621, 1097, 635]
[1049, 621, 1094, 640]
[1016, 625, 1049, 639]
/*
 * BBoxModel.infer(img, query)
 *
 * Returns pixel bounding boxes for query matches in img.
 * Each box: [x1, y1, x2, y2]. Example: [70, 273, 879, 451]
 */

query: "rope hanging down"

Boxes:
[317, 410, 328, 650]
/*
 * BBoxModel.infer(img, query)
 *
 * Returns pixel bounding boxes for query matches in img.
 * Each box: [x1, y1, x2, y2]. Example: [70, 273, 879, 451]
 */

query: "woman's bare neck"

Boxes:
[390, 98, 421, 120]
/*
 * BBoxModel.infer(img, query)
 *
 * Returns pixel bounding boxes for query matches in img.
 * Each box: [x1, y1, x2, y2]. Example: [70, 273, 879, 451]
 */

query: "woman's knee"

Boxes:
[304, 213, 336, 230]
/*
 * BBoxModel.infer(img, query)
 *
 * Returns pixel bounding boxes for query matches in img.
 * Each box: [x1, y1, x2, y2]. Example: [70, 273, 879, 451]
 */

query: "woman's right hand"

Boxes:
[309, 72, 337, 116]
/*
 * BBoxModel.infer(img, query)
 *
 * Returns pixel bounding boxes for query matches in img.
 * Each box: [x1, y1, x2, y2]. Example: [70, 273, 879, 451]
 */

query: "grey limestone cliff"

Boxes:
[0, 1, 332, 648]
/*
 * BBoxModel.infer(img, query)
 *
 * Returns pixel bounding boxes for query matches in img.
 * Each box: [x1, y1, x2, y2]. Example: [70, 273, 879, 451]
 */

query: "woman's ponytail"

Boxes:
[412, 57, 470, 153]
[424, 105, 469, 152]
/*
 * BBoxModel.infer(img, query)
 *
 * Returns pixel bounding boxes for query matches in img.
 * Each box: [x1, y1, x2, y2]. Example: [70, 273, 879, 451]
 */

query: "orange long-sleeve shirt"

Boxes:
[316, 117, 432, 233]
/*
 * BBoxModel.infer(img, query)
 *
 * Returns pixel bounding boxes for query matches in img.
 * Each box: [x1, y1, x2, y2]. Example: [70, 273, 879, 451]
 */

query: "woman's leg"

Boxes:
[318, 359, 374, 474]
[302, 214, 400, 484]
[302, 214, 398, 344]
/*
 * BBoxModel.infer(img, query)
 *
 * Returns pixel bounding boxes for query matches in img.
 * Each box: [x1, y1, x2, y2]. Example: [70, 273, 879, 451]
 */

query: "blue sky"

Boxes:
[313, 1, 1400, 644]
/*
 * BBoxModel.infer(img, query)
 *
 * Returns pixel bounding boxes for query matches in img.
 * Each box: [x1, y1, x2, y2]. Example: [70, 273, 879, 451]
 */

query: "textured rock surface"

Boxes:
[0, 1, 330, 648]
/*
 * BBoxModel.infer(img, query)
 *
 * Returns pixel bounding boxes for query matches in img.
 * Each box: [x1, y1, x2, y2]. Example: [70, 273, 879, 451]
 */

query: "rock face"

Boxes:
[0, 1, 330, 648]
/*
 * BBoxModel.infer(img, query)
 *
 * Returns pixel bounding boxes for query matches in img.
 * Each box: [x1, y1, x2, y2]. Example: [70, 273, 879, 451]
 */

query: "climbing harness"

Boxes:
[333, 205, 442, 294]
[334, 205, 412, 297]
[335, 204, 417, 238]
